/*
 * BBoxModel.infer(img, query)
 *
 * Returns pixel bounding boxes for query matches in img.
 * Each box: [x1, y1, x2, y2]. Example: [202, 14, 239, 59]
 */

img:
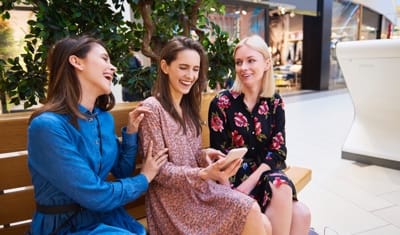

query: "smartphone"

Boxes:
[220, 147, 248, 170]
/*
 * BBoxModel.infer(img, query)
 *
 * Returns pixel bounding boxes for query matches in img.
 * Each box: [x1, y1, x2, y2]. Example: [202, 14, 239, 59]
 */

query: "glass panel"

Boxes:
[360, 7, 380, 40]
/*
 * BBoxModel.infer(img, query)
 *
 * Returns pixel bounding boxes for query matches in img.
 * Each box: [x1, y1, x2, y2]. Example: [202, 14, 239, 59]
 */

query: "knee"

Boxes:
[250, 203, 271, 226]
[261, 214, 272, 235]
[270, 183, 293, 203]
[252, 204, 272, 235]
[246, 202, 272, 234]
[249, 202, 262, 215]
[245, 202, 261, 224]
[293, 201, 311, 225]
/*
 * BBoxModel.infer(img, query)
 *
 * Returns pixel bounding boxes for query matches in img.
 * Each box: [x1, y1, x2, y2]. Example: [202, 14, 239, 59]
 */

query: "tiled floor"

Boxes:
[281, 89, 400, 235]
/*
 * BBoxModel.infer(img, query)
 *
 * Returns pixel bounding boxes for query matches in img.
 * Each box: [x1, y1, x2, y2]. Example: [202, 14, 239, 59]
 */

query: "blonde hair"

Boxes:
[231, 35, 275, 97]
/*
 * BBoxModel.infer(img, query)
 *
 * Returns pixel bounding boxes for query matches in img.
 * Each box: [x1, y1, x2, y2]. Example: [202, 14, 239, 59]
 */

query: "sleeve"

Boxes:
[262, 94, 287, 170]
[139, 101, 205, 189]
[111, 126, 139, 178]
[208, 95, 231, 154]
[28, 114, 148, 212]
[195, 149, 208, 168]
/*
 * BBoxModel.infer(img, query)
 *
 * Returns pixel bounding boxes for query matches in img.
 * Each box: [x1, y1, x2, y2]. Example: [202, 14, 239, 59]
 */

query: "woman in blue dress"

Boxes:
[27, 35, 168, 235]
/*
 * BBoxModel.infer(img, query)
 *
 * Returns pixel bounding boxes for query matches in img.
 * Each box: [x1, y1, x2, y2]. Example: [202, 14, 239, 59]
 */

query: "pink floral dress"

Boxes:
[139, 97, 255, 235]
[208, 90, 297, 212]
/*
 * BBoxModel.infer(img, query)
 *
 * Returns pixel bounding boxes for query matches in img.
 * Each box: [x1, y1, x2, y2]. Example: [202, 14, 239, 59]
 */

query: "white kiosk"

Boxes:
[336, 39, 400, 169]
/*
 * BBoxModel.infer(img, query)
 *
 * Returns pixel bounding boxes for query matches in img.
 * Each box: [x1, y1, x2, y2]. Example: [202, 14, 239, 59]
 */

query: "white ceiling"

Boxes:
[351, 0, 398, 24]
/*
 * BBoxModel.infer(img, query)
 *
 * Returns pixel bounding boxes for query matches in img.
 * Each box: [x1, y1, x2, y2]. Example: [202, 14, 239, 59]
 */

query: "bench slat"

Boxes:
[0, 155, 31, 190]
[0, 114, 30, 154]
[0, 223, 31, 235]
[0, 103, 138, 154]
[284, 166, 312, 193]
[0, 189, 35, 225]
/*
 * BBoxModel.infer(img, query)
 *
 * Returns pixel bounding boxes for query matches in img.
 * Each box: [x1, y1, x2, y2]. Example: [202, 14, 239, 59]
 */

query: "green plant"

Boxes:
[124, 0, 237, 99]
[0, 0, 237, 110]
[202, 21, 238, 89]
[0, 0, 136, 110]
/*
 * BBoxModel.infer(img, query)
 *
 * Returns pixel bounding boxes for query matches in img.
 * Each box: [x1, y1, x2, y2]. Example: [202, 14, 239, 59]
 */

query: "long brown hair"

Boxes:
[152, 36, 208, 136]
[29, 35, 115, 127]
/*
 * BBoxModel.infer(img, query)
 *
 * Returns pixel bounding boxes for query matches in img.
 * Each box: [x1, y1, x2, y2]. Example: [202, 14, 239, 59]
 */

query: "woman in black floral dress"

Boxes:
[209, 35, 311, 235]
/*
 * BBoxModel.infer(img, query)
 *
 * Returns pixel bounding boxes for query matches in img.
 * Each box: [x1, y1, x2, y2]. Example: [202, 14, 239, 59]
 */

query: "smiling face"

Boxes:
[70, 43, 116, 102]
[234, 44, 270, 92]
[160, 49, 200, 101]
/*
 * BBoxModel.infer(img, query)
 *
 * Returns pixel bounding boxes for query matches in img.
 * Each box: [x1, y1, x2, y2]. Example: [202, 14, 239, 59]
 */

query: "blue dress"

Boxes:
[28, 105, 148, 235]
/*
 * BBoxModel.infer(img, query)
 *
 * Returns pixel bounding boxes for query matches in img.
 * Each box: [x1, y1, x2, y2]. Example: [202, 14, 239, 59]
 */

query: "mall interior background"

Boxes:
[1, 0, 400, 104]
[212, 0, 399, 95]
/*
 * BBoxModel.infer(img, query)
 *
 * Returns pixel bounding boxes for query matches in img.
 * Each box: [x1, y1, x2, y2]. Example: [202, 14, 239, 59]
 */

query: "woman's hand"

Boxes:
[126, 103, 152, 134]
[141, 140, 168, 183]
[198, 157, 242, 185]
[235, 163, 271, 194]
[201, 148, 225, 165]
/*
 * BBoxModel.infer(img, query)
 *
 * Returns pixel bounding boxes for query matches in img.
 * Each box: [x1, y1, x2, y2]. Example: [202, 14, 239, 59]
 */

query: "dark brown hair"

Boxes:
[29, 35, 115, 127]
[152, 36, 208, 136]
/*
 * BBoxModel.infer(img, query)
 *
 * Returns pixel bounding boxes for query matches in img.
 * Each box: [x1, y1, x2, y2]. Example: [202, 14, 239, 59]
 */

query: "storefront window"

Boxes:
[330, 0, 359, 87]
[380, 18, 392, 39]
[332, 0, 359, 42]
[360, 7, 380, 40]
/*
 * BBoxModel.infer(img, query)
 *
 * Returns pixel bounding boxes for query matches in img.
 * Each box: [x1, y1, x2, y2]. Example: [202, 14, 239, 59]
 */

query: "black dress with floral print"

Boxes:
[208, 89, 297, 212]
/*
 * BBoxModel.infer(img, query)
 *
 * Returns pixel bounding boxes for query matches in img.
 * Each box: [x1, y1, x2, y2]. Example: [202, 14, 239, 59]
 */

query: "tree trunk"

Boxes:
[0, 91, 8, 113]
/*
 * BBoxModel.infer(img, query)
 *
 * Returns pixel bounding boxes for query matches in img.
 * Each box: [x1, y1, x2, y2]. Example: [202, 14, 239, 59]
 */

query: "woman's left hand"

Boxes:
[126, 103, 152, 134]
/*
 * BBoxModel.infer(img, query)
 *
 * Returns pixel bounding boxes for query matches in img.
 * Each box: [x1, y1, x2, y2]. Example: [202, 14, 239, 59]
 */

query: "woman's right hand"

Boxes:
[141, 140, 168, 183]
[126, 103, 152, 134]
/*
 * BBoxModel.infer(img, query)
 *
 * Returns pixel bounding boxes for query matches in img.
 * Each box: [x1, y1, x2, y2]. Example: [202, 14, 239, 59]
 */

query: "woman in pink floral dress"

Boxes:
[139, 36, 271, 235]
[208, 35, 311, 235]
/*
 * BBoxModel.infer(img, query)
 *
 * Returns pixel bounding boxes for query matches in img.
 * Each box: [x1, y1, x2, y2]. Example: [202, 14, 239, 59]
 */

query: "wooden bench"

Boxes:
[0, 92, 311, 234]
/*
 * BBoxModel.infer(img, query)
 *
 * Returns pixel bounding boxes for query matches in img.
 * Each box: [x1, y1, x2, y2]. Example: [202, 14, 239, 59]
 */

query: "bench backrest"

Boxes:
[0, 92, 215, 235]
[0, 92, 312, 235]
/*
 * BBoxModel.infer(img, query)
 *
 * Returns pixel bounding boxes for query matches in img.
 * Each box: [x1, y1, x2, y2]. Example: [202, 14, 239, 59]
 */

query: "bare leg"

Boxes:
[289, 201, 311, 235]
[261, 213, 272, 235]
[242, 202, 272, 235]
[265, 183, 293, 235]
